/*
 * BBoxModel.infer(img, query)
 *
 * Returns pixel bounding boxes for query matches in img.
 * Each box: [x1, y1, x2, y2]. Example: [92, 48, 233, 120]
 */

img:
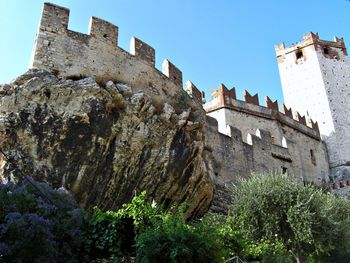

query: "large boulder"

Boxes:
[0, 69, 215, 218]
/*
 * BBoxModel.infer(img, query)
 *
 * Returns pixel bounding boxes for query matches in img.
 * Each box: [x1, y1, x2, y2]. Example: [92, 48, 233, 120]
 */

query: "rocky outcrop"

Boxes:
[0, 69, 216, 218]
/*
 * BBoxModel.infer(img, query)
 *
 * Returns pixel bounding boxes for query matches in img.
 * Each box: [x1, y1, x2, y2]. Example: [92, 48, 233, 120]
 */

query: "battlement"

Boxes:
[207, 116, 291, 153]
[185, 81, 205, 104]
[23, 3, 332, 203]
[275, 32, 347, 58]
[130, 37, 155, 66]
[205, 115, 329, 184]
[203, 84, 320, 139]
[30, 3, 192, 98]
[29, 3, 320, 141]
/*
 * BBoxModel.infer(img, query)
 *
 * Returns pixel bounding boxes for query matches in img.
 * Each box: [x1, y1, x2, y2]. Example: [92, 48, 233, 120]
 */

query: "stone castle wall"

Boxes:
[202, 84, 329, 186]
[30, 3, 183, 99]
[29, 4, 331, 210]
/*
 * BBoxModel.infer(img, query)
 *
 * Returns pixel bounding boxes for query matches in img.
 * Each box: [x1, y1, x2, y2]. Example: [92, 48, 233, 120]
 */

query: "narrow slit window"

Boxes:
[310, 149, 316, 166]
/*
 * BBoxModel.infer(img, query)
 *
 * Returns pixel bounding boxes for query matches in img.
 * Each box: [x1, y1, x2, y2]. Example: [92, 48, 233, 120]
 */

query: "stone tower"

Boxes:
[275, 32, 350, 178]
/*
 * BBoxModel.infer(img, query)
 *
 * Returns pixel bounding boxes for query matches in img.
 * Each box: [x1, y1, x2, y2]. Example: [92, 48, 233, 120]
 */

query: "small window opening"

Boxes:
[323, 47, 329, 55]
[296, 50, 303, 59]
[103, 34, 108, 38]
[281, 167, 288, 174]
[310, 149, 316, 166]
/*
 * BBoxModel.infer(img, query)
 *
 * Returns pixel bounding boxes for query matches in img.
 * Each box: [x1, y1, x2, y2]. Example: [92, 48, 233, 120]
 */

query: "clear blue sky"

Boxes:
[0, 0, 349, 105]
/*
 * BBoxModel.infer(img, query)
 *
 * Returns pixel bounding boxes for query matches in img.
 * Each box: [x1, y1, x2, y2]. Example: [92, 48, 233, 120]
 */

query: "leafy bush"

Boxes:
[86, 208, 134, 260]
[5, 174, 347, 262]
[243, 239, 292, 263]
[86, 191, 164, 261]
[206, 213, 292, 262]
[86, 205, 142, 261]
[230, 173, 350, 262]
[202, 214, 245, 260]
[87, 193, 226, 263]
[135, 206, 225, 263]
[0, 180, 87, 262]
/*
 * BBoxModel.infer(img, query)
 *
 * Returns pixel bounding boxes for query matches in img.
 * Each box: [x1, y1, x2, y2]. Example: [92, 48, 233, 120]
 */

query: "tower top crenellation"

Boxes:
[275, 32, 347, 56]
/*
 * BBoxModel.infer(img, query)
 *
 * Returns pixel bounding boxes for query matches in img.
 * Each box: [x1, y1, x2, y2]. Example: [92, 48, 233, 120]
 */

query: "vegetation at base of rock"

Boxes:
[86, 194, 225, 262]
[85, 192, 164, 260]
[1, 174, 350, 262]
[0, 181, 225, 262]
[135, 207, 225, 263]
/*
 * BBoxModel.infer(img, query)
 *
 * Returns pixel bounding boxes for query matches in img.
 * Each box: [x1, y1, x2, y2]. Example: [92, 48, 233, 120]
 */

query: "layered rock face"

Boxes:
[0, 69, 215, 217]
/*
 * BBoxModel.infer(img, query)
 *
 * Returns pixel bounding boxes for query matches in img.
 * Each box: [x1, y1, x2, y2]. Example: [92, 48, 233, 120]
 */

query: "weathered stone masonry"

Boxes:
[31, 3, 183, 99]
[203, 84, 329, 186]
[28, 3, 332, 212]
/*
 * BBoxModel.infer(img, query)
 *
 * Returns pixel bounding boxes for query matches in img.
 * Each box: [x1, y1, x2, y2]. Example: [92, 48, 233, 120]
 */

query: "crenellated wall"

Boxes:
[30, 3, 184, 98]
[185, 81, 205, 104]
[203, 84, 329, 185]
[29, 4, 332, 212]
[203, 84, 320, 139]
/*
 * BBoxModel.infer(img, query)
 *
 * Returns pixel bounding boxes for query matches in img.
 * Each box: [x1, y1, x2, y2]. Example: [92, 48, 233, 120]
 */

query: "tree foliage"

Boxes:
[2, 174, 350, 262]
[230, 173, 350, 262]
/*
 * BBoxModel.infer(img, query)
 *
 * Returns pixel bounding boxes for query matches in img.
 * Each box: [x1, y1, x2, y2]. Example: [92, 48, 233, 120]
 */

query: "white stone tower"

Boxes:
[275, 32, 350, 178]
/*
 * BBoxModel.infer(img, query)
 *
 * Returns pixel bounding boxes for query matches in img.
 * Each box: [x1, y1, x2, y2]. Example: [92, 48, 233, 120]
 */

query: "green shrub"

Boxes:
[202, 214, 245, 260]
[135, 206, 225, 263]
[243, 239, 292, 263]
[9, 174, 345, 263]
[205, 213, 292, 262]
[86, 208, 135, 260]
[230, 173, 350, 262]
[86, 191, 164, 261]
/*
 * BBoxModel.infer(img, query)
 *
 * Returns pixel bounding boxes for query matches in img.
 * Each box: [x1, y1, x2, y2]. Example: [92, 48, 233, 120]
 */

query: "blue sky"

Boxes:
[0, 0, 349, 105]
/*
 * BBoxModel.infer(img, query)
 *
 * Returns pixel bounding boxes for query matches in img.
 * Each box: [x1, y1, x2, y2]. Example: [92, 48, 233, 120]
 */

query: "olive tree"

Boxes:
[230, 173, 350, 262]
